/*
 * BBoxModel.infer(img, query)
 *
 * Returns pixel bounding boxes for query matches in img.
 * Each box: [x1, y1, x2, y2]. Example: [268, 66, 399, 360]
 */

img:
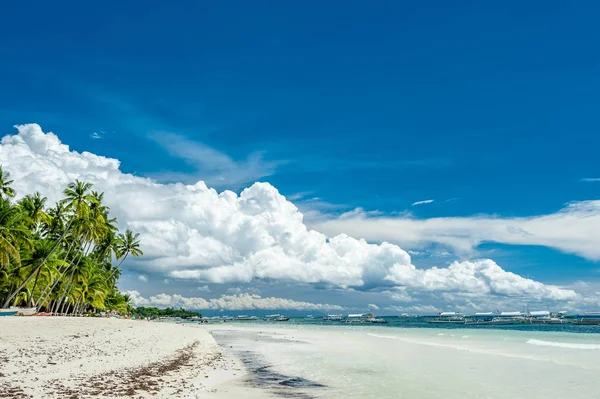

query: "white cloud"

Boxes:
[581, 178, 600, 182]
[0, 124, 580, 306]
[90, 132, 102, 140]
[137, 275, 148, 282]
[368, 304, 379, 310]
[384, 304, 440, 314]
[386, 259, 576, 301]
[126, 291, 344, 311]
[149, 132, 280, 188]
[315, 202, 600, 261]
[195, 285, 211, 293]
[412, 199, 435, 206]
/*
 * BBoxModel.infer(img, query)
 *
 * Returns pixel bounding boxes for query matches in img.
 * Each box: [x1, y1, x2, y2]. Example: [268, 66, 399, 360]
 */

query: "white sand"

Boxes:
[0, 317, 268, 398]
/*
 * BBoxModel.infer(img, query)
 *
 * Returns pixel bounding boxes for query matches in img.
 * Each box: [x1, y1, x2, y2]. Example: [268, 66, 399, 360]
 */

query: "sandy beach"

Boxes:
[0, 317, 267, 399]
[3, 318, 600, 399]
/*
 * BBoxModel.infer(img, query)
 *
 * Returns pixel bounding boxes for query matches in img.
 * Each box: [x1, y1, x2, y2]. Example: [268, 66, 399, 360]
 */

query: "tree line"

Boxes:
[0, 167, 142, 314]
[131, 307, 202, 319]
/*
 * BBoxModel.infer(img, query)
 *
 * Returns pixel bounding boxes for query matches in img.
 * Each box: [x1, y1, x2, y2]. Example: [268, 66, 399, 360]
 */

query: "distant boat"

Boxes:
[571, 312, 600, 325]
[0, 308, 17, 317]
[306, 315, 314, 319]
[428, 312, 466, 324]
[323, 314, 343, 321]
[345, 313, 388, 324]
[526, 310, 568, 325]
[263, 314, 290, 321]
[235, 315, 258, 320]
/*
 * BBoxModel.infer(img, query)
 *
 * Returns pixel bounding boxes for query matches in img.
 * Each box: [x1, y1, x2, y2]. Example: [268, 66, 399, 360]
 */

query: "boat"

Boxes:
[306, 315, 314, 319]
[323, 314, 343, 321]
[263, 314, 290, 321]
[200, 317, 223, 324]
[10, 307, 37, 316]
[235, 315, 258, 320]
[0, 308, 17, 317]
[344, 313, 388, 324]
[571, 312, 600, 325]
[428, 312, 466, 324]
[32, 312, 52, 317]
[465, 317, 522, 326]
[526, 310, 568, 325]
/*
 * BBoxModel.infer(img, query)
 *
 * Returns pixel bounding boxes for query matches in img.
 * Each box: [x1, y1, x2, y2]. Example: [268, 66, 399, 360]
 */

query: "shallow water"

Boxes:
[210, 323, 600, 399]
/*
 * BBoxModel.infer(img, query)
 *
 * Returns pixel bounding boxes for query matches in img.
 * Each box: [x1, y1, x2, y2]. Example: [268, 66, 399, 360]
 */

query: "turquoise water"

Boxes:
[225, 316, 600, 334]
[210, 321, 600, 398]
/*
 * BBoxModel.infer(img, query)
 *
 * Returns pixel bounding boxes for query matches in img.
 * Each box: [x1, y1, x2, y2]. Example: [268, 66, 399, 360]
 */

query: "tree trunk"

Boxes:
[108, 253, 129, 280]
[35, 239, 77, 307]
[2, 217, 74, 308]
[27, 266, 43, 307]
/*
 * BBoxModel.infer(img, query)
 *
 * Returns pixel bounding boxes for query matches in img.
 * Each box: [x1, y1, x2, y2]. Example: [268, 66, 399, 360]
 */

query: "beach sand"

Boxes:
[3, 319, 599, 399]
[0, 317, 267, 399]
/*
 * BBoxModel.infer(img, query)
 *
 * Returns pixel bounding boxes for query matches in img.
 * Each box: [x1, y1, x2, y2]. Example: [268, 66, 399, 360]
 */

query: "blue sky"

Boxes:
[1, 2, 599, 312]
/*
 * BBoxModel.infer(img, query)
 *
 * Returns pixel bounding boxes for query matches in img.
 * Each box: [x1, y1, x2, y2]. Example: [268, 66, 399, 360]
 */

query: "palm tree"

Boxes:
[111, 229, 143, 277]
[0, 167, 16, 199]
[0, 173, 142, 315]
[2, 180, 95, 309]
[19, 192, 50, 233]
[0, 198, 29, 269]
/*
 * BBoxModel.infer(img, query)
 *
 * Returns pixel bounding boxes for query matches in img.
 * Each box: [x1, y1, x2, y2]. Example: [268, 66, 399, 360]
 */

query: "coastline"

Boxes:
[208, 323, 600, 399]
[0, 317, 268, 399]
[3, 318, 600, 399]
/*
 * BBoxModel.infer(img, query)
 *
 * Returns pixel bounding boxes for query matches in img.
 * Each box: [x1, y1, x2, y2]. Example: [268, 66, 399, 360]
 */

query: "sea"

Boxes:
[206, 317, 600, 399]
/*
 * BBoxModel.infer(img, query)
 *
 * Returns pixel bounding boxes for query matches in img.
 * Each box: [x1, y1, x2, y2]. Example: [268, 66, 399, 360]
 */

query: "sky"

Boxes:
[1, 1, 599, 315]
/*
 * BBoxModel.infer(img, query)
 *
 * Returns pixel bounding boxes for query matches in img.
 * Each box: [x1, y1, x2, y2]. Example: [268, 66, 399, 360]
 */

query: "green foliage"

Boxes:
[0, 169, 142, 314]
[131, 306, 202, 319]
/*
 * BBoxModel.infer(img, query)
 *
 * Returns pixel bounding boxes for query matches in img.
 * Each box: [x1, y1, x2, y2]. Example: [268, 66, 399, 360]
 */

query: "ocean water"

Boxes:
[208, 319, 600, 399]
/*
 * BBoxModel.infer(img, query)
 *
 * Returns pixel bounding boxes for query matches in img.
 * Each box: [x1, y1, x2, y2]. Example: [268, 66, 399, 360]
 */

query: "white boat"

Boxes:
[10, 307, 37, 316]
[263, 314, 290, 321]
[323, 314, 343, 321]
[572, 312, 600, 325]
[345, 313, 388, 324]
[428, 312, 465, 324]
[235, 315, 258, 320]
[199, 317, 223, 324]
[525, 310, 567, 324]
[0, 308, 17, 317]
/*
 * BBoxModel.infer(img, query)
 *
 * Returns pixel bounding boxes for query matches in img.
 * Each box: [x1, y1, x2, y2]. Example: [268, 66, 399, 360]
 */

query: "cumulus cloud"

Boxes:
[384, 304, 440, 314]
[368, 304, 379, 310]
[137, 275, 148, 282]
[316, 203, 600, 260]
[412, 199, 434, 206]
[0, 124, 579, 305]
[386, 259, 577, 301]
[126, 291, 344, 311]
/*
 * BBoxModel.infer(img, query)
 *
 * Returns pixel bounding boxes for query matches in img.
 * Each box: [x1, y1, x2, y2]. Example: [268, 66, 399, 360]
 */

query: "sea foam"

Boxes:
[526, 339, 600, 350]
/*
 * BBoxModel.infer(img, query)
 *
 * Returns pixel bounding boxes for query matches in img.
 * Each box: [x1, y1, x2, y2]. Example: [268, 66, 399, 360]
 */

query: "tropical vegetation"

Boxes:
[0, 167, 142, 315]
[131, 307, 201, 319]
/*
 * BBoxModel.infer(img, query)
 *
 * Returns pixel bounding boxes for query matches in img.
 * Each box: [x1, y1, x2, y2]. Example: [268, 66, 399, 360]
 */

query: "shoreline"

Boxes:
[0, 317, 267, 398]
[207, 323, 600, 399]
